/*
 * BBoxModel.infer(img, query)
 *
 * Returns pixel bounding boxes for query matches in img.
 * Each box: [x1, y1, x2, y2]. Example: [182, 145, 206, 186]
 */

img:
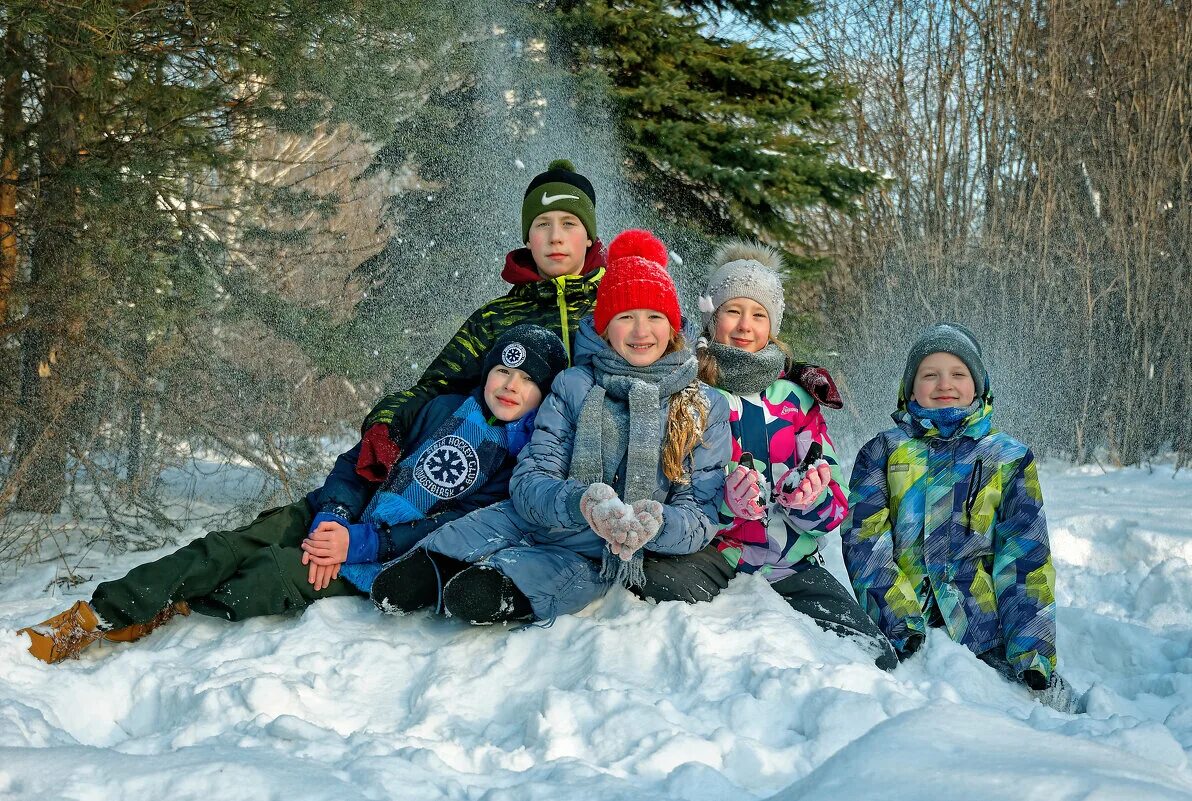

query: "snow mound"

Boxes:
[1, 462, 1191, 800]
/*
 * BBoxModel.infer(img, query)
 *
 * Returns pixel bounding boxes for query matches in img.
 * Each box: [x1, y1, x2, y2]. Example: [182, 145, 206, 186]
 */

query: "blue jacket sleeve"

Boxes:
[840, 434, 925, 652]
[992, 449, 1057, 681]
[509, 369, 593, 531]
[645, 389, 731, 555]
[305, 441, 374, 523]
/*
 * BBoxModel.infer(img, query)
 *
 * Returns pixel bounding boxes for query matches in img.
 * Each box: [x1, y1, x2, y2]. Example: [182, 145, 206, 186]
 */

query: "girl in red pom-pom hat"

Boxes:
[381, 229, 734, 623]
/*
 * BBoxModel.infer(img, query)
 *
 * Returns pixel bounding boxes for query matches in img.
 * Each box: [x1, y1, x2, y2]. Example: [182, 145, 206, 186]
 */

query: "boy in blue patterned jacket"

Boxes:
[841, 323, 1084, 712]
[21, 325, 567, 663]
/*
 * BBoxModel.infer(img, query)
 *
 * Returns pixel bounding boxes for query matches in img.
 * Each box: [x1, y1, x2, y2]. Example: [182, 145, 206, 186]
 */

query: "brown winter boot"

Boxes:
[19, 601, 103, 664]
[102, 601, 191, 643]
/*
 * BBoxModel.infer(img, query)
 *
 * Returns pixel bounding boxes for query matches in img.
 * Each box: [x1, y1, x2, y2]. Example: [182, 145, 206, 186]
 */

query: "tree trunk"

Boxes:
[11, 58, 90, 514]
[0, 25, 21, 324]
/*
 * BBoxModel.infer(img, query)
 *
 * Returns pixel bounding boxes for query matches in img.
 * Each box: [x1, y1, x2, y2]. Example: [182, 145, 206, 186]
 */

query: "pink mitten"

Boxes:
[775, 461, 833, 511]
[631, 499, 664, 542]
[581, 483, 637, 547]
[725, 465, 766, 521]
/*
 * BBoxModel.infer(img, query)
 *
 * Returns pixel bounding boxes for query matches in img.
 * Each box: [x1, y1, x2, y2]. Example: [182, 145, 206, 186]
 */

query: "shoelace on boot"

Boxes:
[49, 620, 101, 662]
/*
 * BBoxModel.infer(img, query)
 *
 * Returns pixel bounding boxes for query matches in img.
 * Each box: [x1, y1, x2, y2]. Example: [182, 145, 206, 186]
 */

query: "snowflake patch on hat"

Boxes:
[501, 342, 527, 369]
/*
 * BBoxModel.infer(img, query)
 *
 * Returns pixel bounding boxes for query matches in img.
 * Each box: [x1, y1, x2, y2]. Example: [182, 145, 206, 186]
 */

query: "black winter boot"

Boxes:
[442, 565, 533, 624]
[370, 550, 465, 614]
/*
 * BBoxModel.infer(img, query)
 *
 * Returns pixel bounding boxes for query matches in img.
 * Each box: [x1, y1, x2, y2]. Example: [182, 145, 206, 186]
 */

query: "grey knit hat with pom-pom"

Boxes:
[521, 159, 597, 243]
[699, 240, 786, 334]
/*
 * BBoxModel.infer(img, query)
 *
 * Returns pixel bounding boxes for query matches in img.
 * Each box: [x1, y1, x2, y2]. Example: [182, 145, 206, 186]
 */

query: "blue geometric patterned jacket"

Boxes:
[841, 400, 1056, 681]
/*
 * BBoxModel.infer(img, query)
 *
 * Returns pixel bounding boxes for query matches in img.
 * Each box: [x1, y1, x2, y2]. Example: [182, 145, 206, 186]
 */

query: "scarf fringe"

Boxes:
[600, 549, 647, 589]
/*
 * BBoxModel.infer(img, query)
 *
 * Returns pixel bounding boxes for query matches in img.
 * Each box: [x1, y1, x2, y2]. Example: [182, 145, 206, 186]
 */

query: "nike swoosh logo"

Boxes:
[542, 191, 579, 205]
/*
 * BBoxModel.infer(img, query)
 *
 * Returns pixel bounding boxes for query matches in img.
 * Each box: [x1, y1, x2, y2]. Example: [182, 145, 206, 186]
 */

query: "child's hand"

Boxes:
[580, 483, 628, 543]
[581, 484, 643, 552]
[631, 499, 663, 541]
[725, 465, 766, 520]
[301, 521, 350, 566]
[307, 562, 341, 592]
[579, 482, 619, 531]
[775, 461, 833, 511]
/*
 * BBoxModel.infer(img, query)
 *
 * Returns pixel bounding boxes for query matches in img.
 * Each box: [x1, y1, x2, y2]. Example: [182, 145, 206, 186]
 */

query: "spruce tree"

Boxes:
[560, 0, 880, 260]
[231, 1, 879, 377]
[0, 1, 435, 514]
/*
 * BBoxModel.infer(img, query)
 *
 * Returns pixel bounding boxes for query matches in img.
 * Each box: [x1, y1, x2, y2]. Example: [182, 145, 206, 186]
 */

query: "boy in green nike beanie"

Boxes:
[358, 159, 604, 478]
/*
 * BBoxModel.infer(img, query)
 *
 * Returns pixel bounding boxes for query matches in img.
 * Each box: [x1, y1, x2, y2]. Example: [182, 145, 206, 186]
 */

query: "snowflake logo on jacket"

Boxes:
[415, 435, 480, 499]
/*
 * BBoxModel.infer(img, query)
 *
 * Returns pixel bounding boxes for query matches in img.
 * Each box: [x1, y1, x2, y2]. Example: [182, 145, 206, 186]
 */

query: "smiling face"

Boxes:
[483, 365, 544, 421]
[712, 297, 772, 353]
[526, 211, 593, 278]
[604, 309, 674, 367]
[911, 352, 977, 409]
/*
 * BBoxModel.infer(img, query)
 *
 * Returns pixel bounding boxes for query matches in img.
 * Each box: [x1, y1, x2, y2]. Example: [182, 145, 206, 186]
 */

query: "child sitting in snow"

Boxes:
[693, 241, 897, 670]
[365, 229, 732, 623]
[20, 324, 568, 663]
[840, 323, 1084, 711]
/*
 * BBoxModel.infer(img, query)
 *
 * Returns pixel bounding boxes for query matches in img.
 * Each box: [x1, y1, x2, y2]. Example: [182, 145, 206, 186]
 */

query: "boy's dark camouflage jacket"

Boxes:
[356, 244, 605, 479]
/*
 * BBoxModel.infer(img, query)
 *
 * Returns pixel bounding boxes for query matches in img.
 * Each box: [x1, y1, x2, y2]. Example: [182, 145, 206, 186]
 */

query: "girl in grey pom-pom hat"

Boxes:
[840, 322, 1086, 714]
[686, 240, 899, 670]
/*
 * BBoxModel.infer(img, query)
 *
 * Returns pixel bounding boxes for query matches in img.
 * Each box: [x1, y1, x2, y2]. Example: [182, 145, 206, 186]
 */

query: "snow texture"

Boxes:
[2, 462, 1192, 800]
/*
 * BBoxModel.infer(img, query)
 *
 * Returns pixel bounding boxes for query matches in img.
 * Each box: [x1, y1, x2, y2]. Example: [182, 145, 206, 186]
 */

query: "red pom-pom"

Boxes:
[607, 229, 668, 269]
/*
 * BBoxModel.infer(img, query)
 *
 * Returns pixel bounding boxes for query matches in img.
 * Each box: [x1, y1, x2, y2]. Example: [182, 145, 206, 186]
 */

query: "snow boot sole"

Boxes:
[370, 549, 464, 614]
[442, 565, 533, 625]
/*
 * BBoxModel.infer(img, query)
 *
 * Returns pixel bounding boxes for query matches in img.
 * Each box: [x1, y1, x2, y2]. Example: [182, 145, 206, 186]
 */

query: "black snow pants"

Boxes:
[90, 500, 362, 628]
[638, 544, 737, 604]
[638, 546, 897, 671]
[770, 557, 898, 671]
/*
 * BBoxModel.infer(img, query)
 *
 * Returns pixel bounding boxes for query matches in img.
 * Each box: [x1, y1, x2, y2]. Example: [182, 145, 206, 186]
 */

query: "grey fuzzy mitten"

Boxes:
[581, 483, 638, 549]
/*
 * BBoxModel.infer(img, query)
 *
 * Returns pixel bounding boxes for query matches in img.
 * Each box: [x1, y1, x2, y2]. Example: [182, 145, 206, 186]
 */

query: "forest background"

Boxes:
[0, 0, 1188, 562]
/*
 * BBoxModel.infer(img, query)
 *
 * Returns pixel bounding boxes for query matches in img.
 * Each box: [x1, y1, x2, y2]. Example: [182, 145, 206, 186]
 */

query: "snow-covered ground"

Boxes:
[1, 461, 1191, 800]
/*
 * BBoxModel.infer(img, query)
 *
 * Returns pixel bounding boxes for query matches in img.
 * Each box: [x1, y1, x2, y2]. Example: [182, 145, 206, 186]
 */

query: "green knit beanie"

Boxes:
[521, 159, 597, 243]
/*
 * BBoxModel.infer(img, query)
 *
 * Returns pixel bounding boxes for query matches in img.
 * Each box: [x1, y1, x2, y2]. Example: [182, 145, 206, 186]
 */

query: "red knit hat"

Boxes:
[594, 229, 681, 335]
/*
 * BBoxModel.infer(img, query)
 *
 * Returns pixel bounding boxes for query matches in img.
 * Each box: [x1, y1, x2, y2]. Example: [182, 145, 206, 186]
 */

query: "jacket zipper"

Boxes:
[554, 276, 571, 365]
[964, 459, 985, 536]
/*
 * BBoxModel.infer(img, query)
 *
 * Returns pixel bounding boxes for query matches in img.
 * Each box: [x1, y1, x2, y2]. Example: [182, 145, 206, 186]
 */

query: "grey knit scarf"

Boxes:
[570, 344, 699, 587]
[704, 340, 786, 396]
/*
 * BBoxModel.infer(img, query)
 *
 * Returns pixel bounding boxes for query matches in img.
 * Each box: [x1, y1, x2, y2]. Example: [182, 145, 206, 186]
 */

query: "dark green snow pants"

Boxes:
[90, 500, 362, 628]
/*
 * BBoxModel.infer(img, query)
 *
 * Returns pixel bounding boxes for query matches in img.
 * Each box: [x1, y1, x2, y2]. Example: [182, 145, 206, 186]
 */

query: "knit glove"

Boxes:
[631, 499, 663, 541]
[606, 499, 664, 561]
[725, 465, 766, 521]
[775, 461, 832, 511]
[579, 482, 618, 529]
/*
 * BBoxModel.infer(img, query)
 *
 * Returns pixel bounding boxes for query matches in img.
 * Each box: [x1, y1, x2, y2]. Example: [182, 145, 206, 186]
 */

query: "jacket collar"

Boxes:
[893, 399, 994, 442]
[500, 238, 606, 285]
